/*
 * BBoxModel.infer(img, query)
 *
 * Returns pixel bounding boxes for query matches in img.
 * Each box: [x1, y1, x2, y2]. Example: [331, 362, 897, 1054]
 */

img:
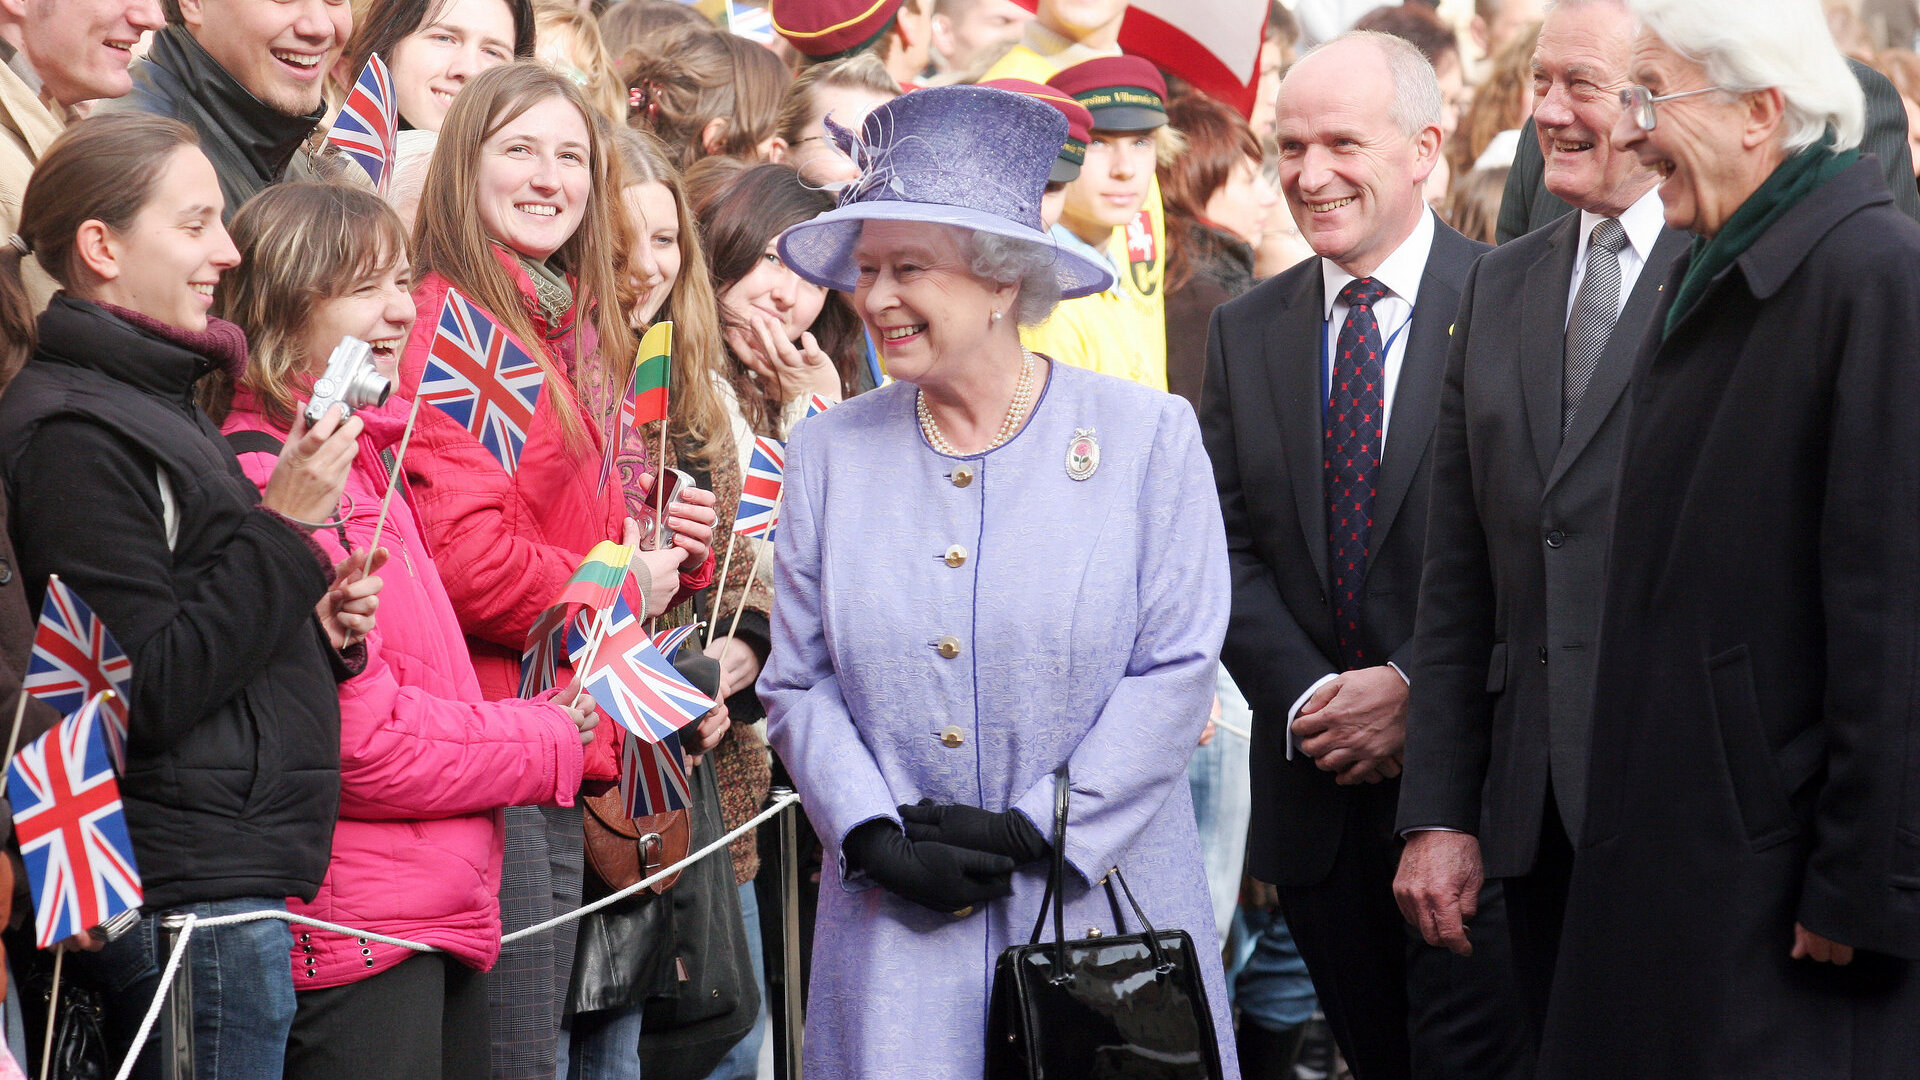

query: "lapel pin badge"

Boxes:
[1066, 428, 1099, 481]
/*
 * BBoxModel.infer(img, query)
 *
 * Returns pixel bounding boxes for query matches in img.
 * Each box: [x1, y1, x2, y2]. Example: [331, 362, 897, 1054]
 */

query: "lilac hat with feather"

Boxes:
[775, 86, 1115, 300]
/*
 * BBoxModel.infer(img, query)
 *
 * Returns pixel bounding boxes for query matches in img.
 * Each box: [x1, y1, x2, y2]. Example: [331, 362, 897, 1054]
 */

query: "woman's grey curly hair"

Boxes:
[963, 230, 1066, 327]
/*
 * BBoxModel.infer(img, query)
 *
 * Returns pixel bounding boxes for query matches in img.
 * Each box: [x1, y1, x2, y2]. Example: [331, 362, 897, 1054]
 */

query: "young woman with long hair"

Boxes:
[620, 20, 790, 170]
[397, 61, 718, 1080]
[207, 181, 598, 1080]
[689, 161, 869, 439]
[0, 114, 373, 1079]
[336, 0, 536, 131]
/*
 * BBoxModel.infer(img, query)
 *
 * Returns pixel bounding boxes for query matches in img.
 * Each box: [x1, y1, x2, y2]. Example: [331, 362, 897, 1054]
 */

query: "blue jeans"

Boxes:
[76, 897, 296, 1080]
[1187, 665, 1254, 942]
[1230, 903, 1318, 1033]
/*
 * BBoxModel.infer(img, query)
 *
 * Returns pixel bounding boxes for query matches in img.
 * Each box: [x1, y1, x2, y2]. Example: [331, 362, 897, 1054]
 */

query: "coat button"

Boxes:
[1538, 646, 1549, 665]
[941, 726, 965, 748]
[0, 558, 12, 585]
[935, 635, 962, 659]
[944, 545, 968, 568]
[950, 464, 974, 487]
[1545, 530, 1565, 548]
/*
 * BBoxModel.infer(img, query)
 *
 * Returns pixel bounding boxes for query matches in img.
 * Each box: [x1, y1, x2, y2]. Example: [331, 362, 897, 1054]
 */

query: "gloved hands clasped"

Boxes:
[842, 803, 1049, 915]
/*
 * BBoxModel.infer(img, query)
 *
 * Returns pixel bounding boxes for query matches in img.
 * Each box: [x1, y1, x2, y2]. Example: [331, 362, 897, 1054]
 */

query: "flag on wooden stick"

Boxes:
[9, 692, 142, 948]
[733, 436, 784, 541]
[519, 543, 636, 697]
[568, 586, 715, 743]
[26, 578, 130, 773]
[326, 54, 399, 192]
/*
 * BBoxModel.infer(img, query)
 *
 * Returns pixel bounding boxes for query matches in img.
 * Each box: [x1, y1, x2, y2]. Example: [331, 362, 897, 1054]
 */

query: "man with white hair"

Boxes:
[1537, 1, 1920, 1076]
[1202, 30, 1528, 1080]
[1391, 0, 1689, 1056]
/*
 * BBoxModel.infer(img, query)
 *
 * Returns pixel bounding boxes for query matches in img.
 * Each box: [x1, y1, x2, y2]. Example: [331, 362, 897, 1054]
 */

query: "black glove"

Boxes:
[843, 818, 1017, 914]
[898, 801, 1050, 866]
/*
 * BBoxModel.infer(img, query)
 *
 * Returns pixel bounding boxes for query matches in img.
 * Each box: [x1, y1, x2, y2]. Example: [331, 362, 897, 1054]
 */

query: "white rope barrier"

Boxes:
[107, 792, 804, 1080]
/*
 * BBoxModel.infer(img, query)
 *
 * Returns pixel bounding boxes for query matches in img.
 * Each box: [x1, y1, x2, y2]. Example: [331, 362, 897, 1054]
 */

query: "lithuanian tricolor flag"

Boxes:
[628, 322, 672, 429]
[554, 541, 635, 614]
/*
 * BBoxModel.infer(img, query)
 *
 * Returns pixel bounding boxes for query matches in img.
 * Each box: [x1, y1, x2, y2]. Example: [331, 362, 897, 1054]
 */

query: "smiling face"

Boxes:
[88, 146, 241, 333]
[474, 94, 591, 260]
[722, 240, 826, 342]
[20, 0, 165, 109]
[853, 221, 1013, 386]
[1275, 38, 1440, 277]
[624, 180, 683, 327]
[1530, 0, 1658, 216]
[1059, 129, 1154, 245]
[1609, 28, 1770, 237]
[386, 0, 518, 131]
[182, 0, 351, 117]
[298, 249, 415, 382]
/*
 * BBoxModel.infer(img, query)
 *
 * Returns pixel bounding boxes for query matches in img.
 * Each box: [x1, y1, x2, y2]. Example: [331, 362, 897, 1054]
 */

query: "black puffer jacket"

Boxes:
[102, 26, 321, 219]
[0, 296, 346, 909]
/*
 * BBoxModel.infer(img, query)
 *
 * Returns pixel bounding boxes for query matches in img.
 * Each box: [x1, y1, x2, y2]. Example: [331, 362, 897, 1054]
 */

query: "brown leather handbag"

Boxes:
[583, 788, 690, 894]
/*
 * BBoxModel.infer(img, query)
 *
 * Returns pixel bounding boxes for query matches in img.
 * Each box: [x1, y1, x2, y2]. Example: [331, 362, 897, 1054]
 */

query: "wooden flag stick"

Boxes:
[722, 541, 767, 652]
[705, 532, 738, 649]
[366, 388, 425, 559]
[652, 411, 670, 554]
[39, 943, 62, 1080]
[2, 691, 29, 772]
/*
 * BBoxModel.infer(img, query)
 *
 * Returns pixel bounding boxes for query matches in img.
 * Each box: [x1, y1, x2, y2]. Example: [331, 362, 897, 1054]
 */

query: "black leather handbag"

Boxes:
[986, 769, 1225, 1079]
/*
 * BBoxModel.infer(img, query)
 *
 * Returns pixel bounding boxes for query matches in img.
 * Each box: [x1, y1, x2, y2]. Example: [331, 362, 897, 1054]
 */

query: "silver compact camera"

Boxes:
[304, 336, 391, 426]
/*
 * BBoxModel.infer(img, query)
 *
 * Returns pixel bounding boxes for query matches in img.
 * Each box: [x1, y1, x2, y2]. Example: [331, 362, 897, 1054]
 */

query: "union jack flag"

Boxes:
[570, 588, 715, 743]
[622, 730, 689, 818]
[26, 577, 130, 773]
[519, 604, 568, 699]
[803, 394, 833, 418]
[733, 436, 784, 540]
[8, 692, 142, 948]
[420, 290, 545, 474]
[651, 622, 702, 661]
[326, 54, 398, 193]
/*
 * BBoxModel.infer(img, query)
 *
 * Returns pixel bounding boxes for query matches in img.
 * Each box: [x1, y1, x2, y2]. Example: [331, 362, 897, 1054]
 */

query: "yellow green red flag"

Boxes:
[628, 322, 672, 429]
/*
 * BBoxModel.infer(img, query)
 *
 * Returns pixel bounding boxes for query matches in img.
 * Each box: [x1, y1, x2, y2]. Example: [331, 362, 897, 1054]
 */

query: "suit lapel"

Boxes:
[1546, 226, 1689, 491]
[1265, 264, 1332, 590]
[1520, 214, 1579, 482]
[1370, 225, 1466, 559]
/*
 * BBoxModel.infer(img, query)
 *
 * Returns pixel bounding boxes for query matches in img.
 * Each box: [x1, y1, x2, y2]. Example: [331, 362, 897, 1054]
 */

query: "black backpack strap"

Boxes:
[223, 430, 285, 458]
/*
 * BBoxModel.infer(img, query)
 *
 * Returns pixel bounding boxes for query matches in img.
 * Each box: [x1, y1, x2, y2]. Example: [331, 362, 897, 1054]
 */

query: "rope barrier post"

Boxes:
[157, 914, 194, 1080]
[771, 787, 803, 1080]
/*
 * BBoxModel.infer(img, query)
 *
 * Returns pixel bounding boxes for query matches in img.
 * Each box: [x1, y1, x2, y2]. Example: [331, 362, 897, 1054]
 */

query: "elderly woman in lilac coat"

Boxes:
[759, 85, 1238, 1079]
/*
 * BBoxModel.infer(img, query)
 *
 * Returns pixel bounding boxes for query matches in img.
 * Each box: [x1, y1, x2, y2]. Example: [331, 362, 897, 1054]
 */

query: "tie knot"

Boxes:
[1339, 277, 1387, 309]
[1589, 217, 1628, 256]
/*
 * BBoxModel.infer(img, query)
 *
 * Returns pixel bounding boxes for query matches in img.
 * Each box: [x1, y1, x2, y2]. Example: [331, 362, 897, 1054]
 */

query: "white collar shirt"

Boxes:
[1319, 207, 1437, 440]
[1565, 187, 1666, 325]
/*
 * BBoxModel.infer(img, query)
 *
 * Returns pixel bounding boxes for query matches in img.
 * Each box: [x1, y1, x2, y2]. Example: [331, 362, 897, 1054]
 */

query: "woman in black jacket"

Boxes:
[0, 114, 377, 1080]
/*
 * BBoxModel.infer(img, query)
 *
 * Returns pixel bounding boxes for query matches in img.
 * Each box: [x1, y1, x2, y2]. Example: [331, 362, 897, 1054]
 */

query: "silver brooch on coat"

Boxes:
[1066, 428, 1099, 481]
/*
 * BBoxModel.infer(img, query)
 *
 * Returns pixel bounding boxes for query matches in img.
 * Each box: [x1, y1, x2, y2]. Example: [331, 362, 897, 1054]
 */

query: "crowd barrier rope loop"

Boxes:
[105, 791, 806, 1080]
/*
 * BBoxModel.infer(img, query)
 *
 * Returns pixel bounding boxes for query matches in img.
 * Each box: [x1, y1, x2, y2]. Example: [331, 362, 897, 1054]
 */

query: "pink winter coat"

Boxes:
[222, 386, 585, 988]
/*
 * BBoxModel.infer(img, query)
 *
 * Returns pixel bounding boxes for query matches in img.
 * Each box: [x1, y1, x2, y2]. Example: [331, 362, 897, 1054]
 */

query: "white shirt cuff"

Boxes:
[1284, 672, 1340, 761]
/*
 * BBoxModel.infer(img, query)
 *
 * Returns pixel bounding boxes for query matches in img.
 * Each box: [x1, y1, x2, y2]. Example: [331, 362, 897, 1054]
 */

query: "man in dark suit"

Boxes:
[1389, 0, 1686, 1048]
[1202, 30, 1525, 1080]
[1496, 57, 1920, 242]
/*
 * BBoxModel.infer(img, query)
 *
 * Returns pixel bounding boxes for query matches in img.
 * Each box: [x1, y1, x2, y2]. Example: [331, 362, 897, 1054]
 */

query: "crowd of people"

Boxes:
[0, 0, 1915, 1078]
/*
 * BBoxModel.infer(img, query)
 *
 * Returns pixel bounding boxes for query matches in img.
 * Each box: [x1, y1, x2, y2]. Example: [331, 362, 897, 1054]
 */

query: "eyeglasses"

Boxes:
[1618, 84, 1729, 132]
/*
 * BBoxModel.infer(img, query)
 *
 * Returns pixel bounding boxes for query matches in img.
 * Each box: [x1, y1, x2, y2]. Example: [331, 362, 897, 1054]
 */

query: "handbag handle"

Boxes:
[1024, 768, 1174, 981]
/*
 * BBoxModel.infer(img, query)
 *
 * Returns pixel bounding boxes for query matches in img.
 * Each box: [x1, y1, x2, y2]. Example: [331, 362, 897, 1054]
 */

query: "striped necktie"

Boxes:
[1564, 217, 1628, 435]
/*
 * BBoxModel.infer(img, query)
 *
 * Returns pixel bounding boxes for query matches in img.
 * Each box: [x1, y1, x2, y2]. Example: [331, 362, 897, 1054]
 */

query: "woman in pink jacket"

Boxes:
[204, 181, 599, 1080]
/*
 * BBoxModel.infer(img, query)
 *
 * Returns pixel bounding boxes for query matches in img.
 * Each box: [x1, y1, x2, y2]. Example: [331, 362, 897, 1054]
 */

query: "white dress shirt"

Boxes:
[1287, 209, 1439, 756]
[1565, 187, 1667, 328]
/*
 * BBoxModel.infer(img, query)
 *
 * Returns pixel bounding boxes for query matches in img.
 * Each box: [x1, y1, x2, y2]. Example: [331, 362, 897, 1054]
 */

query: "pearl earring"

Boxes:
[990, 310, 1003, 324]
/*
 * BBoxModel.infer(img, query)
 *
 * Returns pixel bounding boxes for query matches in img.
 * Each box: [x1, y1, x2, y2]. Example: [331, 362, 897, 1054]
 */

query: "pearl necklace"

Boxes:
[918, 349, 1038, 456]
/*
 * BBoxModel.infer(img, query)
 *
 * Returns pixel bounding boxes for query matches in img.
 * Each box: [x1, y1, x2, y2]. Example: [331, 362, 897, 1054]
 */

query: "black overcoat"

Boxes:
[1541, 160, 1920, 1079]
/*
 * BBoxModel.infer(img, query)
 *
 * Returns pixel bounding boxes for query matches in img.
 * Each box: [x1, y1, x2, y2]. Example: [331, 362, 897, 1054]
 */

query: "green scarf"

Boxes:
[1664, 140, 1858, 337]
[491, 241, 575, 325]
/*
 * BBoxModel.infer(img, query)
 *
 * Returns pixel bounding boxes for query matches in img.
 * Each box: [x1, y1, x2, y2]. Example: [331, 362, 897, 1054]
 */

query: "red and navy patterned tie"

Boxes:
[1325, 277, 1388, 670]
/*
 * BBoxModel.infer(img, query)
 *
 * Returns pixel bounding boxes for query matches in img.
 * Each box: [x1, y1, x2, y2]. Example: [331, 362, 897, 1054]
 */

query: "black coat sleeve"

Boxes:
[1200, 306, 1338, 724]
[10, 417, 332, 751]
[1396, 261, 1497, 835]
[1851, 57, 1920, 224]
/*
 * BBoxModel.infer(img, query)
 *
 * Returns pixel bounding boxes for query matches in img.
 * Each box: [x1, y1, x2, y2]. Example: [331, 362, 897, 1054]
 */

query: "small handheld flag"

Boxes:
[9, 692, 142, 948]
[622, 730, 690, 818]
[733, 436, 785, 541]
[420, 290, 546, 474]
[569, 587, 715, 743]
[624, 322, 673, 434]
[803, 394, 833, 419]
[518, 543, 637, 698]
[26, 577, 131, 772]
[651, 622, 702, 661]
[326, 54, 398, 193]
